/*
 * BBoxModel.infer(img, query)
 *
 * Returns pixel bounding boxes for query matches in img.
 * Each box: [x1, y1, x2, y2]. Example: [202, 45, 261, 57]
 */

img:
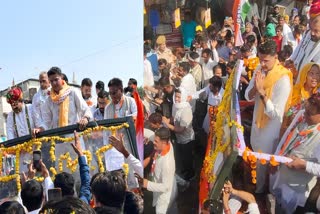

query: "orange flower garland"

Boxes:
[242, 147, 281, 184]
[243, 57, 259, 80]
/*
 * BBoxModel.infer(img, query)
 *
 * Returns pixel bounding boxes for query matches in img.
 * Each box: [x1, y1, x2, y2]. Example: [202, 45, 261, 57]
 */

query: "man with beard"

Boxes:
[6, 87, 43, 139]
[81, 78, 97, 110]
[93, 91, 109, 121]
[288, 0, 320, 82]
[104, 78, 139, 189]
[159, 77, 175, 118]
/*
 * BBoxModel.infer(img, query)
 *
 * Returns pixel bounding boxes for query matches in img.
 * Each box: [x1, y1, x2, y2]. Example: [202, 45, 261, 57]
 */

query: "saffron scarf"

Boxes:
[256, 61, 293, 128]
[291, 63, 319, 107]
[50, 81, 71, 127]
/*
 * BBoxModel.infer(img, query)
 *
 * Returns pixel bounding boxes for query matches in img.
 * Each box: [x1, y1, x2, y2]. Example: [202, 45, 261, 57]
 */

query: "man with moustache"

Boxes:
[287, 0, 320, 83]
[104, 78, 138, 189]
[6, 87, 43, 139]
[93, 90, 109, 121]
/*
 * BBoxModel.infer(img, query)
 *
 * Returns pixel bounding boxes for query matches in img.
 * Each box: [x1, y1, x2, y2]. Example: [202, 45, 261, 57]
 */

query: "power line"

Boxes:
[60, 34, 142, 67]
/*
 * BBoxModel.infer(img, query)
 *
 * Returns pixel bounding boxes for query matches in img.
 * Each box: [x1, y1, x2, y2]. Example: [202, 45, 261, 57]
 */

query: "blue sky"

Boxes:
[0, 1, 143, 90]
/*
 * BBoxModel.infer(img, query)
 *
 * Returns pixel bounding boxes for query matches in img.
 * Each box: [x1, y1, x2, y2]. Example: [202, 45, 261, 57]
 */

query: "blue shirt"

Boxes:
[147, 52, 159, 76]
[78, 156, 91, 204]
[181, 21, 197, 48]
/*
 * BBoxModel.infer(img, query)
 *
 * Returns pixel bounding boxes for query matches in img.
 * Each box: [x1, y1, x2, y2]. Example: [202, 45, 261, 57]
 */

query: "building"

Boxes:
[0, 78, 80, 137]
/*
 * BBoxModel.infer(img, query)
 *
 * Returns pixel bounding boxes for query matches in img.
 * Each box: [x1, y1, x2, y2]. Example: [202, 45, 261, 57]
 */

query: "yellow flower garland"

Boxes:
[122, 163, 129, 177]
[0, 123, 129, 193]
[228, 120, 244, 133]
[95, 145, 113, 172]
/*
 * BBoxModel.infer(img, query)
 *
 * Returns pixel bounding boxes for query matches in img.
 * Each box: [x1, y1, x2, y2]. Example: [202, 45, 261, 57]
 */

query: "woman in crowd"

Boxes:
[281, 63, 320, 137]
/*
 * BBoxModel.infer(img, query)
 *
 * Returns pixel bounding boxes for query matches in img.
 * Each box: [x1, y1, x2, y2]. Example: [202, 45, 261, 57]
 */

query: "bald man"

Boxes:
[32, 72, 51, 128]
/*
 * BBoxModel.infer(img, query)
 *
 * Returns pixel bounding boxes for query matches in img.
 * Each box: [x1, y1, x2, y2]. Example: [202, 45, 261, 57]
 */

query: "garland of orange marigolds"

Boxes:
[243, 57, 259, 80]
[0, 123, 129, 193]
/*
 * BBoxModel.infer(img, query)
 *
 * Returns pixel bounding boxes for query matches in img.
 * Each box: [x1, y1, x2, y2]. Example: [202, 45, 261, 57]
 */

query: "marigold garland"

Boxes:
[122, 163, 129, 177]
[34, 176, 45, 183]
[244, 57, 259, 80]
[50, 140, 56, 162]
[95, 145, 113, 172]
[202, 67, 235, 184]
[242, 147, 280, 184]
[0, 123, 129, 194]
[228, 120, 244, 133]
[0, 174, 21, 192]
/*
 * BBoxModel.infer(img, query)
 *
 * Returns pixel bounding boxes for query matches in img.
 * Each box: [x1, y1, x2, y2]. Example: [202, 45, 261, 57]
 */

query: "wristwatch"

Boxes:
[84, 116, 90, 122]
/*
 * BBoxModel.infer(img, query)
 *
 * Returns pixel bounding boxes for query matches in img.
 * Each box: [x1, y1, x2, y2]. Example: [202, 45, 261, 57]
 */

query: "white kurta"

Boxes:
[144, 58, 154, 87]
[180, 73, 196, 96]
[290, 30, 320, 83]
[41, 88, 92, 130]
[245, 72, 291, 193]
[201, 58, 217, 83]
[6, 104, 35, 140]
[191, 86, 224, 134]
[271, 122, 320, 212]
[180, 73, 197, 111]
[32, 88, 50, 128]
[281, 23, 296, 51]
[104, 96, 138, 189]
[147, 143, 177, 214]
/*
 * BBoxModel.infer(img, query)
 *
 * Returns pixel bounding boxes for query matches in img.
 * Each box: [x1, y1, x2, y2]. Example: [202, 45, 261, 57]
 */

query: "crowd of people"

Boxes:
[2, 0, 320, 213]
[143, 0, 320, 213]
[0, 67, 144, 213]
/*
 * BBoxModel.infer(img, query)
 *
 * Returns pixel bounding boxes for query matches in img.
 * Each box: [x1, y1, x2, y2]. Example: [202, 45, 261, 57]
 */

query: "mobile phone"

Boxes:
[33, 150, 41, 172]
[47, 188, 62, 201]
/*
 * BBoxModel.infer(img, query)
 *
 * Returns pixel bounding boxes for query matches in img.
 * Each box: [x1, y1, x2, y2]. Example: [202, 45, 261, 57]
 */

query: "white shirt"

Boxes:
[41, 88, 92, 130]
[245, 73, 291, 154]
[201, 58, 217, 83]
[192, 86, 224, 133]
[290, 30, 320, 83]
[144, 58, 154, 87]
[191, 86, 224, 106]
[245, 71, 291, 192]
[180, 73, 196, 97]
[147, 143, 177, 214]
[93, 108, 104, 121]
[32, 88, 50, 128]
[104, 96, 138, 189]
[281, 23, 296, 51]
[6, 104, 36, 140]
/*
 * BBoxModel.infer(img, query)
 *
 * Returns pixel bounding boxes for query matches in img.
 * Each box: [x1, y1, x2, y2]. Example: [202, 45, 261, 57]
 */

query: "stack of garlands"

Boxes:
[243, 57, 259, 80]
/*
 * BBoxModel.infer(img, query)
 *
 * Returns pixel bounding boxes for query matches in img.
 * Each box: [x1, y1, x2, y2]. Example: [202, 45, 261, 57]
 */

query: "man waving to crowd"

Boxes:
[41, 67, 92, 130]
